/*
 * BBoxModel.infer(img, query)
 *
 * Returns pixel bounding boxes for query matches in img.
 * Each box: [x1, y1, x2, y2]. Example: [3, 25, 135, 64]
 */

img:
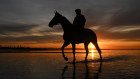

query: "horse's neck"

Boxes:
[60, 17, 72, 33]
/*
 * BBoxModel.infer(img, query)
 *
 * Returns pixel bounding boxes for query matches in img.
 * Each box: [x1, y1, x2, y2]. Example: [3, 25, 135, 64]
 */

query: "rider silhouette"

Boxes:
[73, 9, 86, 31]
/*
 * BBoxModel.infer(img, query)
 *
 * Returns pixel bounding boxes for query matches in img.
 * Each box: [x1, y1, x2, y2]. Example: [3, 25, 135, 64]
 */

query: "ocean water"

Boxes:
[0, 50, 139, 79]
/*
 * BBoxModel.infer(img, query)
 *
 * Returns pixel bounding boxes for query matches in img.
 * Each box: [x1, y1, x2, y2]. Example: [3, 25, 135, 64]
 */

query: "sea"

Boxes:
[0, 49, 139, 79]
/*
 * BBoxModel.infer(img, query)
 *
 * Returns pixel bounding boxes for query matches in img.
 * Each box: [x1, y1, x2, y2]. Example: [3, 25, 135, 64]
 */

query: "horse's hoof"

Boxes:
[100, 58, 103, 62]
[84, 59, 87, 63]
[64, 57, 68, 61]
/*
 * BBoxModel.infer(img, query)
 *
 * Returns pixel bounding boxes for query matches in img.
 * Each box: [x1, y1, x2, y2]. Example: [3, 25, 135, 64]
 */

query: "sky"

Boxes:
[0, 0, 140, 49]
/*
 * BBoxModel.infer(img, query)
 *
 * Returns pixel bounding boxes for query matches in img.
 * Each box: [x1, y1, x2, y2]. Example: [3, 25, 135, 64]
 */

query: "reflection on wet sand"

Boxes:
[62, 61, 102, 79]
[61, 65, 68, 79]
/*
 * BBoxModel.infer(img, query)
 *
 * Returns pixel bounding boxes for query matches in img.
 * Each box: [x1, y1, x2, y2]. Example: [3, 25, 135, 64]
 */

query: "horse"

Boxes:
[48, 11, 102, 62]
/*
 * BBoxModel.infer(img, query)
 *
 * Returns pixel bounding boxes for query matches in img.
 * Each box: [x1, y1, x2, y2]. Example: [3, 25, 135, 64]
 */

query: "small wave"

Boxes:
[67, 55, 132, 64]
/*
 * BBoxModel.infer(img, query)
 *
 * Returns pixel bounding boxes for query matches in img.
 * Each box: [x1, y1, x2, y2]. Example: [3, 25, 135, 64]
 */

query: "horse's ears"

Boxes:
[54, 10, 57, 14]
[54, 10, 59, 14]
[54, 10, 62, 16]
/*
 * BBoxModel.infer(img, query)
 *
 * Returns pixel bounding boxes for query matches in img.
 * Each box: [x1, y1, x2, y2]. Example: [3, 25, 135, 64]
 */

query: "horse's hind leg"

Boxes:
[61, 41, 70, 61]
[92, 42, 102, 61]
[84, 42, 89, 61]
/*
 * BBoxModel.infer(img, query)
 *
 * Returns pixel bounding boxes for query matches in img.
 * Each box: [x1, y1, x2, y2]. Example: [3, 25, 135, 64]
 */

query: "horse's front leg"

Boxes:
[61, 41, 70, 61]
[72, 43, 76, 62]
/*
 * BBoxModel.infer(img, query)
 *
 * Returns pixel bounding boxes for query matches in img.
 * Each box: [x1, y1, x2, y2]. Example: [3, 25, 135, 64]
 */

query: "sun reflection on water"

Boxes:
[91, 49, 94, 59]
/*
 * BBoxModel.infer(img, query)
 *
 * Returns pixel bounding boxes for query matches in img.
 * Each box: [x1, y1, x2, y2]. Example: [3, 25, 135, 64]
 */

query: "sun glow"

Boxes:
[88, 43, 95, 49]
[88, 43, 95, 59]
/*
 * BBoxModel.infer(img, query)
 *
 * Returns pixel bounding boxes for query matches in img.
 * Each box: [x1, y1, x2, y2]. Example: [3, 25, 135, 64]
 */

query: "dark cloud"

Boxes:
[109, 0, 140, 26]
[1, 0, 139, 27]
[0, 23, 38, 34]
[0, 35, 63, 44]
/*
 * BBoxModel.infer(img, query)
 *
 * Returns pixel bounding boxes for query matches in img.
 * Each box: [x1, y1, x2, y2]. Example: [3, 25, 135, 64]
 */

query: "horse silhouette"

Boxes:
[49, 11, 102, 62]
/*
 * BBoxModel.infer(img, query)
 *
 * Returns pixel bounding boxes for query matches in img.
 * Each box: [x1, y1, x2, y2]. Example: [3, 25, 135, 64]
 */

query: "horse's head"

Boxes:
[49, 11, 63, 28]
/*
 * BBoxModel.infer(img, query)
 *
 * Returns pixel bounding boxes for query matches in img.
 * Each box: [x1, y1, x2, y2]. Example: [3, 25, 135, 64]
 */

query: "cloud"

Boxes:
[0, 23, 63, 44]
[108, 0, 140, 26]
[93, 28, 140, 42]
[108, 26, 140, 33]
[0, 23, 38, 34]
[0, 35, 63, 45]
[0, 23, 63, 38]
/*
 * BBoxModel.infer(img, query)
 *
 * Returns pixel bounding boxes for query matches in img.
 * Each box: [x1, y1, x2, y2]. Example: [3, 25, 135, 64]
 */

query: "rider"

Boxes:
[73, 9, 86, 31]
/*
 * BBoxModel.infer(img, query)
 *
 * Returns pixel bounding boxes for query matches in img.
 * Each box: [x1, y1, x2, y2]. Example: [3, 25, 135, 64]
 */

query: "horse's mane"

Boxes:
[61, 16, 72, 25]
